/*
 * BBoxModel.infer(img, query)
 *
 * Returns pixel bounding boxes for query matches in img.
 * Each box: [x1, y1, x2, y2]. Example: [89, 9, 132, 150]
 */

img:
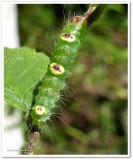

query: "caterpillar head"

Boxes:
[70, 16, 84, 23]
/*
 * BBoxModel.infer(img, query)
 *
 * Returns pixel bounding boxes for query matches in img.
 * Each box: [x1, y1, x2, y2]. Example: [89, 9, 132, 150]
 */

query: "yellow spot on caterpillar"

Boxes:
[35, 106, 46, 115]
[60, 33, 75, 42]
[50, 63, 65, 75]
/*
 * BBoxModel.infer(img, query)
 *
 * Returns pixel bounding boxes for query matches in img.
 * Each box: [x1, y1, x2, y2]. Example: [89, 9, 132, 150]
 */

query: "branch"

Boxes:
[24, 111, 41, 155]
[24, 126, 40, 155]
[84, 4, 108, 26]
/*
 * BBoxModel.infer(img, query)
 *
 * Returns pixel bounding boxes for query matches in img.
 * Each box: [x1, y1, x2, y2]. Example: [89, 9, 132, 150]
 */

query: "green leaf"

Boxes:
[4, 47, 50, 111]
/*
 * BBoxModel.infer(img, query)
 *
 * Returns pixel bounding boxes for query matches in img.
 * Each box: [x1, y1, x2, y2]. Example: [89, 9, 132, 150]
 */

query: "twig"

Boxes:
[24, 111, 41, 155]
[24, 126, 40, 155]
[84, 4, 108, 26]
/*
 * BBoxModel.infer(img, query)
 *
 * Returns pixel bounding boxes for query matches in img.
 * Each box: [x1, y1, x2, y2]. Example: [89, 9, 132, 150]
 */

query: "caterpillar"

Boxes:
[31, 15, 87, 126]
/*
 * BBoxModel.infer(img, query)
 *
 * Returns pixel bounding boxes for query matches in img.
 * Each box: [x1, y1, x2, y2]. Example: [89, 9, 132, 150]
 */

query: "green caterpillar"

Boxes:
[31, 16, 87, 126]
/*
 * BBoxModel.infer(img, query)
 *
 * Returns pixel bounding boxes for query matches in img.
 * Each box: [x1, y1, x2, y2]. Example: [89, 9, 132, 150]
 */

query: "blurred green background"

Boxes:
[17, 4, 127, 154]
